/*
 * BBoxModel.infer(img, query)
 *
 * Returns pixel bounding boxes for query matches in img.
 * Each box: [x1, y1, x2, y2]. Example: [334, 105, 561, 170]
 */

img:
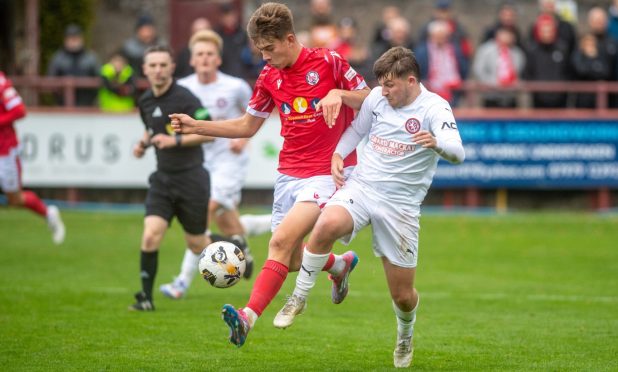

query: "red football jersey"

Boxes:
[0, 72, 26, 156]
[247, 47, 367, 178]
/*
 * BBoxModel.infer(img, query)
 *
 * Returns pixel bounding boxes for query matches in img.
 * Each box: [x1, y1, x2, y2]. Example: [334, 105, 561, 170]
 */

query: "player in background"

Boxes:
[277, 47, 465, 367]
[170, 2, 370, 347]
[129, 46, 214, 311]
[0, 71, 65, 245]
[160, 29, 257, 300]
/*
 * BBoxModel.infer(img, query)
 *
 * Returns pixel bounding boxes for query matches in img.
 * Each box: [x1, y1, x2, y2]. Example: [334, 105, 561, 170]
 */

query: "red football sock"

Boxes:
[245, 259, 288, 316]
[322, 253, 335, 271]
[22, 191, 47, 217]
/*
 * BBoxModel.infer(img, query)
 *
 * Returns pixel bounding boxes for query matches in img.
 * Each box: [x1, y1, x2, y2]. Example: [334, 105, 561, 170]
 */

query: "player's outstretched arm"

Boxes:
[169, 112, 264, 139]
[316, 87, 370, 128]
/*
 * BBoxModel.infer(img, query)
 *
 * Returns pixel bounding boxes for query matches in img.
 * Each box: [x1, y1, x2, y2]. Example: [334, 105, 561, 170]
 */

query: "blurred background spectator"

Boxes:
[215, 2, 247, 78]
[98, 50, 136, 113]
[334, 17, 370, 79]
[529, 0, 577, 58]
[121, 13, 163, 78]
[418, 0, 473, 61]
[415, 20, 468, 106]
[370, 16, 415, 71]
[480, 0, 523, 49]
[609, 0, 618, 42]
[524, 14, 573, 108]
[473, 27, 525, 108]
[175, 17, 212, 79]
[46, 24, 99, 107]
[372, 5, 402, 46]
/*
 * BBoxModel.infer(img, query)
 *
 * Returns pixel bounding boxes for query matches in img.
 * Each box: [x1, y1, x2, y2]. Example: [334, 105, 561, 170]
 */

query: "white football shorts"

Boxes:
[206, 159, 248, 211]
[271, 167, 354, 231]
[326, 177, 420, 268]
[0, 146, 21, 193]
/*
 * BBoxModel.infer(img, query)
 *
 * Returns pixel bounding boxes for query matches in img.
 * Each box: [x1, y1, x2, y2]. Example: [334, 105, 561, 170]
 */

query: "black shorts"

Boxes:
[145, 167, 210, 235]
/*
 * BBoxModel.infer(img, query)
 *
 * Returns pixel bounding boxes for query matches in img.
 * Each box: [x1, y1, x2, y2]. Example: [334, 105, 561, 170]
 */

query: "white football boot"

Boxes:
[273, 294, 307, 329]
[393, 334, 414, 368]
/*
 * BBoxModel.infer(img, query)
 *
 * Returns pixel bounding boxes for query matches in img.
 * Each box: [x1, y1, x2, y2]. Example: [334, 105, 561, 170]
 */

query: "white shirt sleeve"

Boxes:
[335, 87, 378, 158]
[429, 104, 465, 164]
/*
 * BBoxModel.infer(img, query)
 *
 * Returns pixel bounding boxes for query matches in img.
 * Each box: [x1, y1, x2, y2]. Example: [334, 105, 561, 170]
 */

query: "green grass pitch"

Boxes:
[1, 208, 617, 371]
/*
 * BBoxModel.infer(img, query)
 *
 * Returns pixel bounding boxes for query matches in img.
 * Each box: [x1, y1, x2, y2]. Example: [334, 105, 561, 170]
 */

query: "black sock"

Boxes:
[140, 250, 158, 300]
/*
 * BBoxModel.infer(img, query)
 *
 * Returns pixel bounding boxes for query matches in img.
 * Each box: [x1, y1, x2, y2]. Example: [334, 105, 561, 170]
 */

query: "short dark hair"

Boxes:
[373, 46, 420, 81]
[143, 45, 174, 59]
[247, 2, 295, 45]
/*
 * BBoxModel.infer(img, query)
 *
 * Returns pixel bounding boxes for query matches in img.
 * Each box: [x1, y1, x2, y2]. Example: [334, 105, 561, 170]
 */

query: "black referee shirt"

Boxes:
[138, 82, 209, 172]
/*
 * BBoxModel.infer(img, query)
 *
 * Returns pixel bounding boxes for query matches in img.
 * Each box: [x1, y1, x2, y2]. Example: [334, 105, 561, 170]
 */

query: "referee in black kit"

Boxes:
[129, 45, 213, 311]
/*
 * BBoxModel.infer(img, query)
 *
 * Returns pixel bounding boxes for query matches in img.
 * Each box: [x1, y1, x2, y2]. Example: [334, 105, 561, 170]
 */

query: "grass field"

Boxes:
[1, 208, 617, 371]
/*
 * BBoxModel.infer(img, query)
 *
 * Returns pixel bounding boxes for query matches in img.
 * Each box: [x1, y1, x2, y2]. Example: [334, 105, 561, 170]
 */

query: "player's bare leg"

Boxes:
[382, 258, 418, 368]
[223, 202, 319, 346]
[5, 190, 65, 245]
[274, 205, 358, 328]
[160, 232, 210, 299]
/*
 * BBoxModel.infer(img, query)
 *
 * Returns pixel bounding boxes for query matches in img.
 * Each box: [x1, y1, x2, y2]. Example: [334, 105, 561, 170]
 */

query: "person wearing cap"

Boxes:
[47, 23, 99, 106]
[121, 13, 165, 77]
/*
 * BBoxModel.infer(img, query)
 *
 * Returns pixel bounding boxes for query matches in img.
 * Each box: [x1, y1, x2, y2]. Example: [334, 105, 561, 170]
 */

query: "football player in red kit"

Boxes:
[170, 2, 369, 347]
[0, 71, 65, 244]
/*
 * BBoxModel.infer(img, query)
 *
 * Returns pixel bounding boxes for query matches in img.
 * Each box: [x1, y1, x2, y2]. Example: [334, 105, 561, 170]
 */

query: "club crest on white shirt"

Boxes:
[405, 118, 421, 134]
[305, 71, 320, 86]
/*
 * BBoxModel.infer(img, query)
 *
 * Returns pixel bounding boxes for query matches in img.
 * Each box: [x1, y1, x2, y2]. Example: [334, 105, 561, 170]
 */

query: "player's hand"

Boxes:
[229, 138, 248, 154]
[413, 130, 437, 149]
[169, 113, 198, 134]
[133, 142, 146, 158]
[331, 153, 345, 188]
[316, 89, 342, 128]
[151, 133, 175, 149]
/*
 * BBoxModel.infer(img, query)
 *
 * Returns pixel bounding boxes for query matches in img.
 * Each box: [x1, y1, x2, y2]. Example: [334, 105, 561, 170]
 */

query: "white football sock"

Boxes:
[243, 307, 258, 328]
[327, 254, 346, 275]
[240, 214, 272, 237]
[293, 248, 330, 298]
[393, 296, 419, 338]
[178, 249, 200, 287]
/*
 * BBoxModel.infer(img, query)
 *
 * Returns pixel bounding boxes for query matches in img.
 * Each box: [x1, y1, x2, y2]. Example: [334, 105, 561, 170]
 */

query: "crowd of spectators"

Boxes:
[44, 0, 618, 110]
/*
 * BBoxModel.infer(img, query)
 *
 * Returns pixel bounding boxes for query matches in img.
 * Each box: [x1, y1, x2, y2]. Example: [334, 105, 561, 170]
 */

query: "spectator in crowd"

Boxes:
[473, 27, 525, 108]
[372, 5, 402, 46]
[175, 17, 212, 79]
[609, 0, 618, 42]
[418, 0, 473, 60]
[121, 13, 163, 78]
[47, 24, 99, 106]
[334, 17, 370, 79]
[415, 20, 468, 106]
[98, 50, 136, 113]
[309, 0, 333, 24]
[529, 0, 577, 57]
[480, 0, 523, 49]
[309, 15, 339, 50]
[0, 71, 65, 245]
[371, 16, 415, 67]
[215, 2, 248, 78]
[584, 6, 618, 108]
[240, 38, 267, 80]
[571, 33, 614, 108]
[524, 14, 572, 108]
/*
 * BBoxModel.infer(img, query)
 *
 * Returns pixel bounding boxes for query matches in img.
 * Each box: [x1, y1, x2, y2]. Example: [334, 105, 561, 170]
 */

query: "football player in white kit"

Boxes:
[160, 30, 269, 299]
[274, 46, 465, 368]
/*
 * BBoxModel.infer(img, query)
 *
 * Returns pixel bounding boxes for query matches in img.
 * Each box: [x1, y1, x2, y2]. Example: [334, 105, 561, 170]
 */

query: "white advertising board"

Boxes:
[17, 112, 282, 188]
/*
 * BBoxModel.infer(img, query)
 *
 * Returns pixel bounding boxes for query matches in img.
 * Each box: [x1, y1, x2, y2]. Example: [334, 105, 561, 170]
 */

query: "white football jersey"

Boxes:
[347, 84, 462, 205]
[177, 72, 252, 168]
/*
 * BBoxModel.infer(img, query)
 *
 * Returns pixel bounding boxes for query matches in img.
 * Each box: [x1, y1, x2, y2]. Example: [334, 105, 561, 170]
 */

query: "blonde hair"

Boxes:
[189, 30, 223, 53]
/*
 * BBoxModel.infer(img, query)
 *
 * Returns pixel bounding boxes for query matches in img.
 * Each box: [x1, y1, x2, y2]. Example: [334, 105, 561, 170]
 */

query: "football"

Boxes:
[198, 241, 246, 288]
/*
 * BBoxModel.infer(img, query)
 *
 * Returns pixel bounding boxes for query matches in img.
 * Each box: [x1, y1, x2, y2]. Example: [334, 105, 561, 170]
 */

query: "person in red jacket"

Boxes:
[0, 71, 65, 244]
